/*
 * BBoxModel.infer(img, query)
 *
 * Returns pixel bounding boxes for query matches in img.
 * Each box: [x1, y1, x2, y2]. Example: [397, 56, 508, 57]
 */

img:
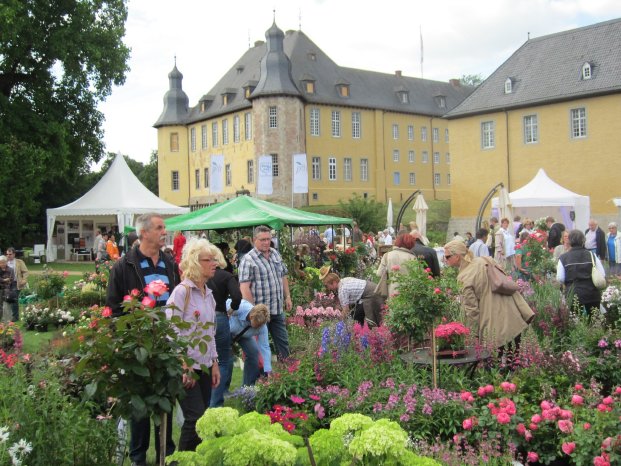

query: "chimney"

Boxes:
[449, 78, 461, 87]
[395, 70, 402, 77]
[254, 40, 265, 47]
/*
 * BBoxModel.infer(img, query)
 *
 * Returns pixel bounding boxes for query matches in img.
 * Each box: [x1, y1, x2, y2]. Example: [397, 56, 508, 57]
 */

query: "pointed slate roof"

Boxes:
[446, 18, 621, 118]
[47, 154, 189, 216]
[154, 64, 190, 127]
[181, 26, 474, 124]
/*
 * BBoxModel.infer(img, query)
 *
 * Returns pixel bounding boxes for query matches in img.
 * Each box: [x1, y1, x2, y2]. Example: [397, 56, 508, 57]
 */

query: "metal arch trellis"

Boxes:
[395, 190, 423, 233]
[475, 182, 505, 231]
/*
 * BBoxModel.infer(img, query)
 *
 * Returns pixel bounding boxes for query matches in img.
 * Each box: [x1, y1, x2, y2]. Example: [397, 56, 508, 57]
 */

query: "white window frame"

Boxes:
[310, 108, 320, 136]
[434, 173, 441, 186]
[445, 152, 451, 164]
[360, 158, 368, 182]
[407, 125, 414, 141]
[421, 126, 427, 142]
[171, 170, 179, 191]
[194, 169, 200, 189]
[331, 111, 341, 137]
[343, 157, 352, 181]
[392, 124, 399, 140]
[190, 127, 196, 152]
[311, 156, 321, 180]
[201, 124, 208, 149]
[271, 154, 279, 177]
[352, 111, 361, 139]
[244, 112, 252, 140]
[409, 172, 416, 185]
[422, 151, 429, 163]
[212, 122, 218, 147]
[328, 157, 337, 180]
[481, 121, 495, 149]
[269, 106, 277, 128]
[233, 115, 240, 143]
[408, 150, 415, 163]
[570, 108, 587, 139]
[393, 149, 400, 162]
[504, 78, 513, 94]
[433, 152, 440, 164]
[447, 173, 451, 185]
[204, 167, 209, 188]
[222, 119, 229, 145]
[582, 63, 592, 80]
[432, 127, 439, 143]
[445, 128, 449, 143]
[225, 163, 232, 186]
[524, 114, 539, 144]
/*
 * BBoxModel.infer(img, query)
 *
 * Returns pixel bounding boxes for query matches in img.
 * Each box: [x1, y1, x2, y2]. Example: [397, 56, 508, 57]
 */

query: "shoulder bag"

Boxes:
[483, 257, 519, 295]
[590, 253, 607, 290]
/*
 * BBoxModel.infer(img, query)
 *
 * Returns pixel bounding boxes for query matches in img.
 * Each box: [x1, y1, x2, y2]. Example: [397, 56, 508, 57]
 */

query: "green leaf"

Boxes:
[158, 397, 172, 413]
[134, 346, 148, 364]
[131, 395, 147, 418]
[198, 341, 208, 355]
[85, 381, 98, 399]
[131, 365, 150, 377]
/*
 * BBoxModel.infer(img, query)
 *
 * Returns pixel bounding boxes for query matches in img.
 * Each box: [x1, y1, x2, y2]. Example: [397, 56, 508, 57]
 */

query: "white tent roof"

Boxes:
[492, 168, 590, 230]
[47, 154, 188, 217]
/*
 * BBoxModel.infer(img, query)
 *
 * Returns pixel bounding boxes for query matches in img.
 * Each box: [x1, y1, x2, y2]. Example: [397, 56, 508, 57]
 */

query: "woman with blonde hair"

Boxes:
[444, 239, 534, 351]
[166, 238, 220, 451]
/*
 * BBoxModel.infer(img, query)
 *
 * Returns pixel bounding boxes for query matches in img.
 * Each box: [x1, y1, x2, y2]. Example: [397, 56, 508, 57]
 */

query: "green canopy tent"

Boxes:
[125, 196, 352, 232]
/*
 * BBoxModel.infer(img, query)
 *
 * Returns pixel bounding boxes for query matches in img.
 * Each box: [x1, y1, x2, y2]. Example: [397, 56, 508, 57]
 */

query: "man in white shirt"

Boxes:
[383, 229, 393, 246]
[469, 229, 491, 257]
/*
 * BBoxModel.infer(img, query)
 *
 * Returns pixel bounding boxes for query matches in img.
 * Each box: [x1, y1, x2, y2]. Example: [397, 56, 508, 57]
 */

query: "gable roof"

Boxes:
[446, 18, 621, 118]
[47, 154, 189, 217]
[173, 25, 473, 125]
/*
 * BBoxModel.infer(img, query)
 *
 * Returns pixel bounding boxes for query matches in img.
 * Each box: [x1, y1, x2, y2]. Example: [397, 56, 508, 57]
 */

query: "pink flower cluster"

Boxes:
[290, 305, 342, 328]
[487, 397, 516, 424]
[434, 321, 470, 339]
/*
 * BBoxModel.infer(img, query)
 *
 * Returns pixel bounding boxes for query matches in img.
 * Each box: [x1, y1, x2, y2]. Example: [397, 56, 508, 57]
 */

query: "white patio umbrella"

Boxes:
[413, 193, 429, 237]
[386, 198, 394, 232]
[498, 187, 513, 222]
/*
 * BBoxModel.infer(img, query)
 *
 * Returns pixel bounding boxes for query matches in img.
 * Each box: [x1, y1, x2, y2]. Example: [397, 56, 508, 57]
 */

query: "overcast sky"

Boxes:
[97, 0, 621, 165]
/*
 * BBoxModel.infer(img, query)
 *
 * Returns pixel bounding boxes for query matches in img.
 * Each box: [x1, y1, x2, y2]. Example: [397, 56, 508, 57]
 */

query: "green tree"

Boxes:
[0, 0, 130, 246]
[139, 150, 159, 195]
[460, 73, 484, 86]
[338, 194, 385, 233]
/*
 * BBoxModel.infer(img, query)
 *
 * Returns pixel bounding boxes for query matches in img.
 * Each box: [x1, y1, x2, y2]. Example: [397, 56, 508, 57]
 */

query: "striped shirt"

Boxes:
[238, 247, 288, 315]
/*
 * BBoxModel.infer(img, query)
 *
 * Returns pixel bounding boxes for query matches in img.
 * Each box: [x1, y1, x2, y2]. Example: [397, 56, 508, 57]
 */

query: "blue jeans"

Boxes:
[267, 312, 290, 359]
[209, 312, 232, 407]
[129, 413, 175, 463]
[237, 335, 260, 386]
[179, 369, 212, 451]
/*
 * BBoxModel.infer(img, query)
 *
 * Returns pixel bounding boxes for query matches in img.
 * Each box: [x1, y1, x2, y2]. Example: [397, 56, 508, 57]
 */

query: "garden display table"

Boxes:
[400, 346, 491, 379]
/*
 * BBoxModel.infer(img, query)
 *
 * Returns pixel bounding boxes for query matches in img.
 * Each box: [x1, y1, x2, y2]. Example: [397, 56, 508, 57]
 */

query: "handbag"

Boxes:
[5, 284, 19, 303]
[483, 257, 519, 295]
[590, 253, 606, 290]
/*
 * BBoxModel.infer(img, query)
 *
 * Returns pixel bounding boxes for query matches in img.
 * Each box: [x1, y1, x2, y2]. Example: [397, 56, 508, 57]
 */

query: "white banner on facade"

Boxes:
[210, 154, 224, 194]
[257, 155, 273, 195]
[292, 153, 308, 193]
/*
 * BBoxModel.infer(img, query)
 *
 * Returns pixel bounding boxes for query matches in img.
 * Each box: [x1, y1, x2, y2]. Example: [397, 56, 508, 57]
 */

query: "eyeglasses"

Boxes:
[444, 254, 453, 260]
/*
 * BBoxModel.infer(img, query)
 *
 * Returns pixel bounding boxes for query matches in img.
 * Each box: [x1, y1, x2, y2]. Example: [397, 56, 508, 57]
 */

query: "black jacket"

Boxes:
[559, 246, 600, 306]
[411, 240, 441, 277]
[547, 223, 565, 249]
[106, 246, 180, 317]
[207, 268, 242, 313]
[584, 227, 606, 260]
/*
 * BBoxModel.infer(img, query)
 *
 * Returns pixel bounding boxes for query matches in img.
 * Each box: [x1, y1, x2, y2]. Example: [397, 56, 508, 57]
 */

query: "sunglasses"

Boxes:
[444, 254, 453, 260]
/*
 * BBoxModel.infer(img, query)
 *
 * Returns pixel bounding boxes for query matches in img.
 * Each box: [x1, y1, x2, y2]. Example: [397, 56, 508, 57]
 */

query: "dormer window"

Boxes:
[397, 90, 409, 104]
[222, 94, 229, 106]
[434, 95, 446, 108]
[305, 81, 315, 94]
[307, 52, 317, 61]
[337, 84, 350, 98]
[504, 78, 513, 94]
[243, 80, 258, 99]
[200, 102, 206, 112]
[199, 95, 214, 112]
[236, 66, 245, 74]
[582, 62, 592, 80]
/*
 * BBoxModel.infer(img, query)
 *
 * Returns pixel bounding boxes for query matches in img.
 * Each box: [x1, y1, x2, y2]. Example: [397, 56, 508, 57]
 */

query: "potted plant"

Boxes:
[434, 321, 470, 357]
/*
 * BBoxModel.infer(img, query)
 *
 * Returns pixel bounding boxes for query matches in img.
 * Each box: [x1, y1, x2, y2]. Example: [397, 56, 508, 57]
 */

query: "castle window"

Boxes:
[504, 78, 513, 94]
[337, 84, 350, 98]
[582, 62, 592, 80]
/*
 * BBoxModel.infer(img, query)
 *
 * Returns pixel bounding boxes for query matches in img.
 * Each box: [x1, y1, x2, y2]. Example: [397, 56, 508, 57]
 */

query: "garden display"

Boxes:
[2, 230, 621, 465]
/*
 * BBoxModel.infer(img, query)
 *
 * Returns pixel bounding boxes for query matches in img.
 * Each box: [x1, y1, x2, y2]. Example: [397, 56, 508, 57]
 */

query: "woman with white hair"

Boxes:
[166, 238, 220, 451]
[606, 222, 621, 276]
[444, 240, 534, 351]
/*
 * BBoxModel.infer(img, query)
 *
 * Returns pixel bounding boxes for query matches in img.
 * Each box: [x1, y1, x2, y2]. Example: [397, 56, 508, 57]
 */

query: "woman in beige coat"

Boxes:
[444, 239, 534, 349]
[375, 233, 417, 297]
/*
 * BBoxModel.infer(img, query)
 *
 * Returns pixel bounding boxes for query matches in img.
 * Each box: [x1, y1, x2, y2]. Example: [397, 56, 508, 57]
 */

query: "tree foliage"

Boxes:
[338, 194, 385, 233]
[460, 73, 484, 87]
[0, 0, 130, 246]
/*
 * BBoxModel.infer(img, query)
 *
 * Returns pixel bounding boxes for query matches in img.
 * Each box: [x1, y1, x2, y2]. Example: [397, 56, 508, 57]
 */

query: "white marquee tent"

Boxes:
[46, 154, 188, 261]
[492, 168, 590, 231]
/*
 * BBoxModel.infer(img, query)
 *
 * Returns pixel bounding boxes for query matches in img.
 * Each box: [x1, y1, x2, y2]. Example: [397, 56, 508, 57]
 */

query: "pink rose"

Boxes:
[526, 451, 539, 462]
[123, 294, 132, 302]
[574, 383, 583, 391]
[597, 403, 612, 413]
[485, 384, 494, 394]
[462, 418, 473, 430]
[477, 387, 487, 397]
[583, 422, 591, 430]
[602, 396, 614, 405]
[130, 288, 141, 297]
[559, 409, 573, 419]
[144, 279, 168, 297]
[496, 412, 511, 424]
[460, 391, 475, 403]
[561, 442, 575, 455]
[516, 423, 526, 435]
[141, 296, 156, 308]
[101, 306, 112, 318]
[593, 455, 611, 466]
[529, 423, 538, 431]
[540, 400, 553, 410]
[615, 386, 621, 395]
[314, 403, 325, 419]
[557, 419, 573, 433]
[524, 430, 533, 441]
[500, 381, 516, 393]
[531, 414, 542, 424]
[63, 271, 69, 277]
[571, 394, 584, 406]
[433, 287, 441, 294]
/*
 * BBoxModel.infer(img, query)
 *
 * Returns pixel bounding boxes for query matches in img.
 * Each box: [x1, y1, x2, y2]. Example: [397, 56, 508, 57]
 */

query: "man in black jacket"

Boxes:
[106, 212, 179, 466]
[584, 219, 606, 261]
[410, 231, 441, 277]
[546, 216, 565, 249]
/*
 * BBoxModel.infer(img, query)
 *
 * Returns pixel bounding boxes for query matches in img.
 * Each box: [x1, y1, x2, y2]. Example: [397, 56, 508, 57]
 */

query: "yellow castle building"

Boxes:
[446, 18, 621, 231]
[154, 21, 473, 209]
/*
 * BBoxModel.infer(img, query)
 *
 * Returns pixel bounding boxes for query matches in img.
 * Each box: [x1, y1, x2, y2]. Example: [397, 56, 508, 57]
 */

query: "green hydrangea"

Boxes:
[195, 407, 239, 439]
[235, 411, 271, 434]
[305, 429, 347, 465]
[220, 429, 297, 465]
[329, 413, 373, 437]
[164, 450, 208, 466]
[348, 419, 409, 460]
[195, 437, 233, 465]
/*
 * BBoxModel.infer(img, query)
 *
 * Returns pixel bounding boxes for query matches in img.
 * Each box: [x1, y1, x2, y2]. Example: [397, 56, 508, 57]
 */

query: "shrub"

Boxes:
[31, 266, 67, 300]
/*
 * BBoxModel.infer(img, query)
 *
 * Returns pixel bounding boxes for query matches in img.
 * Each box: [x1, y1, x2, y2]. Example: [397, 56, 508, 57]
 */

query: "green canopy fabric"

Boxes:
[159, 196, 352, 232]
